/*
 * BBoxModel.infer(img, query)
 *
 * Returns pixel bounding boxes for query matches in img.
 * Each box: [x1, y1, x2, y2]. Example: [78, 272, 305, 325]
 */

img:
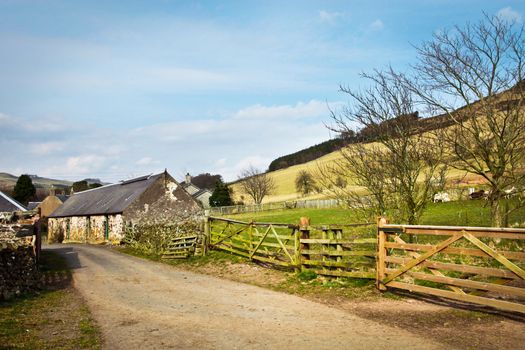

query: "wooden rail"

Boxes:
[162, 235, 198, 259]
[377, 220, 525, 314]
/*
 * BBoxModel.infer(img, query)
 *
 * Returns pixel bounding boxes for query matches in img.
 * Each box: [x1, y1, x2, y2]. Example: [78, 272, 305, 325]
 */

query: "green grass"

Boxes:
[224, 199, 525, 227]
[0, 251, 101, 350]
[224, 207, 363, 225]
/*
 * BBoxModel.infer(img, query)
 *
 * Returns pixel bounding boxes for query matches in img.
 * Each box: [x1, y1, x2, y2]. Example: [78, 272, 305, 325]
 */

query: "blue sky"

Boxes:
[1, 1, 524, 182]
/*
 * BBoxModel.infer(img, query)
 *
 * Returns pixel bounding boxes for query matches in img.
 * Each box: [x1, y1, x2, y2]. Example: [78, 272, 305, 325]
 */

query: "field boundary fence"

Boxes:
[208, 199, 344, 216]
[206, 216, 376, 278]
[202, 215, 525, 314]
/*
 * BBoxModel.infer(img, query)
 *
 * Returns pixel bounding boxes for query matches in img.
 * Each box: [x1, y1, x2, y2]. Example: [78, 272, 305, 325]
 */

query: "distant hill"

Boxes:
[268, 138, 344, 172]
[267, 82, 524, 173]
[0, 172, 108, 191]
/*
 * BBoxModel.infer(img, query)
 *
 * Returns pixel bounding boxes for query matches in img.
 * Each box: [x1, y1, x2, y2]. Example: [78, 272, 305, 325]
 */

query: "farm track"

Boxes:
[47, 244, 449, 350]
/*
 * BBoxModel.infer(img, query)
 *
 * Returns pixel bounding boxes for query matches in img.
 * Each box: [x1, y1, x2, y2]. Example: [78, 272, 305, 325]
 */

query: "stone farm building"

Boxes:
[48, 171, 202, 243]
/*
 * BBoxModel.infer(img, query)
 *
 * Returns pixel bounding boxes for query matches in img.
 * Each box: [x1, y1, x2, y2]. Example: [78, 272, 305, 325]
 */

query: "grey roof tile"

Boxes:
[49, 173, 162, 217]
[0, 191, 27, 212]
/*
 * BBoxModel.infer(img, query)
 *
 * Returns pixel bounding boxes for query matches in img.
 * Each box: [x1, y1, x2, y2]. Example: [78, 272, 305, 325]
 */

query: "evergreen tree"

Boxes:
[13, 174, 36, 205]
[72, 180, 89, 192]
[209, 181, 233, 207]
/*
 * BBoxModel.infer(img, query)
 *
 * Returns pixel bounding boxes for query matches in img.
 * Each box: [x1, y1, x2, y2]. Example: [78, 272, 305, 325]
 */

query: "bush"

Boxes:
[297, 269, 317, 281]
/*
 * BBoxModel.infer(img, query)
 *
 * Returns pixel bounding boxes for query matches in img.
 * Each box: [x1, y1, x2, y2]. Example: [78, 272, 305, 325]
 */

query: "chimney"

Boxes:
[49, 186, 56, 196]
[185, 173, 191, 184]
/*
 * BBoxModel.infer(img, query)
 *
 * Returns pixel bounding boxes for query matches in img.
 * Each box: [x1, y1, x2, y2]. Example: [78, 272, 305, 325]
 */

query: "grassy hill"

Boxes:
[230, 150, 481, 204]
[0, 172, 73, 190]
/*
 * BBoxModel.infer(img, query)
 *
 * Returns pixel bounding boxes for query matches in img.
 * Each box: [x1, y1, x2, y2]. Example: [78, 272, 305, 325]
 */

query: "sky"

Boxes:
[0, 1, 524, 183]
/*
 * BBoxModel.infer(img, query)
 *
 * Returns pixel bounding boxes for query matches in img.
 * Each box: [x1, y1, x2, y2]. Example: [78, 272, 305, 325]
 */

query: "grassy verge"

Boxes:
[0, 250, 102, 350]
[222, 199, 525, 227]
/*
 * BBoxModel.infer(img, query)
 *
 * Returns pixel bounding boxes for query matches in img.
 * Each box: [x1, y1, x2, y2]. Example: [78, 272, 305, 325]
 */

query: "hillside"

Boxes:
[231, 85, 525, 204]
[266, 82, 525, 175]
[268, 138, 344, 172]
[0, 172, 73, 190]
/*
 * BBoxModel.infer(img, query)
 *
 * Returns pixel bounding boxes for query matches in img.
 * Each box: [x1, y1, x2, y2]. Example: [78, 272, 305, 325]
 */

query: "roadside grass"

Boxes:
[0, 250, 101, 350]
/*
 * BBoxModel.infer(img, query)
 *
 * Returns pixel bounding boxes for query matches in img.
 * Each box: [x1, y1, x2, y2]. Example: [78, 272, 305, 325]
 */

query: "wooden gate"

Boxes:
[208, 217, 298, 267]
[162, 235, 198, 259]
[377, 219, 525, 313]
[207, 216, 376, 276]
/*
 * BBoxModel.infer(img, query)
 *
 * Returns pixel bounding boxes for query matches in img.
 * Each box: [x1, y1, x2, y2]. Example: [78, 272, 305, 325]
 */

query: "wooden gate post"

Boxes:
[203, 212, 210, 256]
[376, 217, 389, 291]
[299, 217, 310, 271]
[293, 228, 301, 272]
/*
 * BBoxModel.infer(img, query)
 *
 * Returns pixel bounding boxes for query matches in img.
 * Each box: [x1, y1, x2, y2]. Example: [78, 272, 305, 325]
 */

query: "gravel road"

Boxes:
[48, 244, 449, 350]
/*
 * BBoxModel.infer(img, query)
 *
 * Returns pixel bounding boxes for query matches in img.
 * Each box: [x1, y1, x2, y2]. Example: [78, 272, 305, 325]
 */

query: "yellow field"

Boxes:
[230, 141, 485, 204]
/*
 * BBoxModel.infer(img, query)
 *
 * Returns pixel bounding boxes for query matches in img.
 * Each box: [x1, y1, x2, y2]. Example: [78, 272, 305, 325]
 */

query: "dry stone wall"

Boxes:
[0, 224, 40, 300]
[49, 214, 125, 244]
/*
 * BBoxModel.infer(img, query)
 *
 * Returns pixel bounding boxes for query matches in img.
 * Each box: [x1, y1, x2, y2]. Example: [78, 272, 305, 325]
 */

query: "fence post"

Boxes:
[202, 211, 210, 256]
[293, 228, 301, 272]
[322, 226, 329, 273]
[376, 216, 389, 291]
[335, 228, 343, 274]
[299, 217, 310, 271]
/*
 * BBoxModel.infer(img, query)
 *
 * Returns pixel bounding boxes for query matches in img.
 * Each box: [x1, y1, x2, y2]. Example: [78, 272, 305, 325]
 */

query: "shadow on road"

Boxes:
[43, 245, 83, 270]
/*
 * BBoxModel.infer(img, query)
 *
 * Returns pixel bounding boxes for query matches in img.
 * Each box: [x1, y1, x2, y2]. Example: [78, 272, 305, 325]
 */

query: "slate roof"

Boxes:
[56, 194, 69, 202]
[48, 173, 162, 218]
[193, 188, 212, 198]
[27, 202, 42, 210]
[0, 191, 27, 212]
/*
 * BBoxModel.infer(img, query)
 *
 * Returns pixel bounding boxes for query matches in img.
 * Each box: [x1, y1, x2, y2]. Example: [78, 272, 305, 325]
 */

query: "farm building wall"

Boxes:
[40, 196, 65, 218]
[123, 173, 202, 225]
[48, 214, 124, 243]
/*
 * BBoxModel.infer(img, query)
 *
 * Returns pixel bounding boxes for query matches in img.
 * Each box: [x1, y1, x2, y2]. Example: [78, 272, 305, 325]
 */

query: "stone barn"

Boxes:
[47, 171, 202, 243]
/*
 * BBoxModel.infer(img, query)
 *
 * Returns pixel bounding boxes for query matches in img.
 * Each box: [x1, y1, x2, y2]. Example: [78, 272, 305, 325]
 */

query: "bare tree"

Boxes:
[295, 170, 316, 196]
[238, 166, 276, 204]
[411, 14, 525, 226]
[324, 68, 447, 225]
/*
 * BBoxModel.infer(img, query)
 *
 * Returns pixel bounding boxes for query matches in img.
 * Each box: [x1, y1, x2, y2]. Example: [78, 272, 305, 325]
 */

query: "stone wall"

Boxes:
[0, 224, 40, 300]
[108, 214, 125, 242]
[122, 174, 204, 255]
[49, 214, 125, 243]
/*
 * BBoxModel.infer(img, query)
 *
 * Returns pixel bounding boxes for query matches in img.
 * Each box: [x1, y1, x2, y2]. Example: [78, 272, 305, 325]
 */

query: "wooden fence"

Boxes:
[206, 216, 376, 278]
[208, 199, 344, 216]
[204, 216, 525, 314]
[162, 235, 198, 259]
[377, 218, 525, 314]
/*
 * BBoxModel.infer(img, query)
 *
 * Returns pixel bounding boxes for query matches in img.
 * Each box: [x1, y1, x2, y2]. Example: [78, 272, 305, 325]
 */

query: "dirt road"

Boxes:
[49, 244, 448, 350]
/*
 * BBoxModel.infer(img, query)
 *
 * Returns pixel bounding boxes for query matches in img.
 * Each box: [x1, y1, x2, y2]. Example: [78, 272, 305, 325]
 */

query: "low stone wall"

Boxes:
[0, 224, 40, 300]
[0, 246, 40, 300]
[124, 218, 204, 256]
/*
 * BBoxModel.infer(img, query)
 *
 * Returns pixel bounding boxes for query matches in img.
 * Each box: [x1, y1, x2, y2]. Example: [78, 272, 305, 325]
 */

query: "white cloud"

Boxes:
[136, 157, 153, 166]
[1, 100, 338, 182]
[221, 156, 274, 180]
[215, 158, 227, 167]
[319, 10, 343, 24]
[29, 142, 64, 156]
[233, 100, 333, 120]
[66, 155, 108, 175]
[497, 7, 523, 23]
[369, 19, 384, 31]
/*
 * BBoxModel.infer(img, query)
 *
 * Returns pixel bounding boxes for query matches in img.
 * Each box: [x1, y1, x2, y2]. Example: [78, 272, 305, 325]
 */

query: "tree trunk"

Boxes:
[490, 199, 503, 227]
